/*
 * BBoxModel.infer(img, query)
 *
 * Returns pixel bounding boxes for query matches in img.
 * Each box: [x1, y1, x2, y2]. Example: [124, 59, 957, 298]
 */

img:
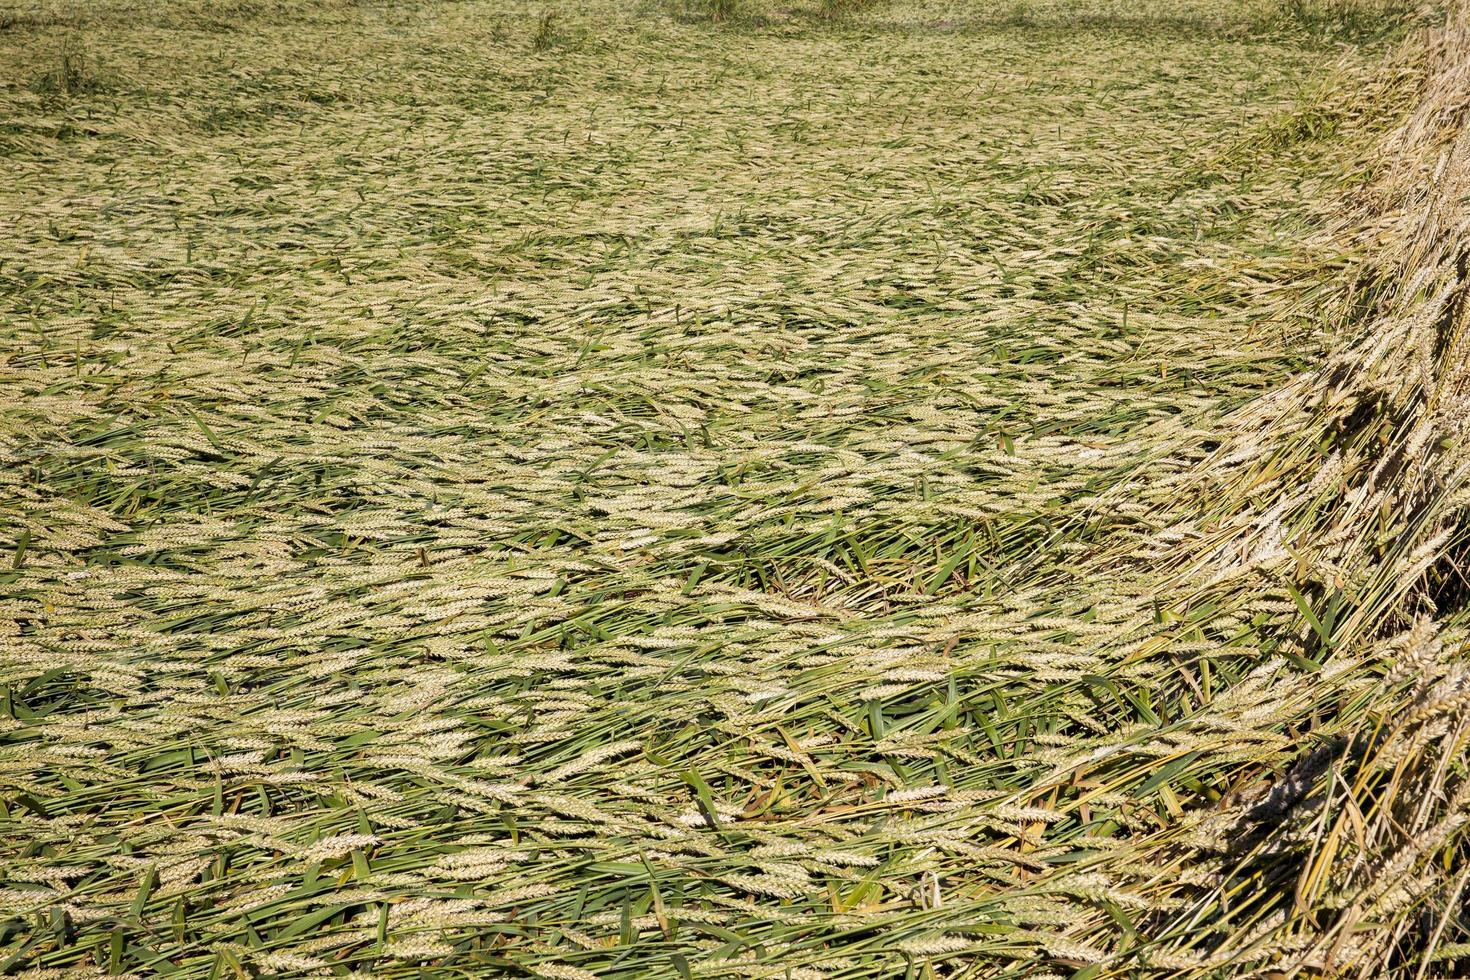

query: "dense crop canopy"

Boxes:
[1, 0, 1467, 976]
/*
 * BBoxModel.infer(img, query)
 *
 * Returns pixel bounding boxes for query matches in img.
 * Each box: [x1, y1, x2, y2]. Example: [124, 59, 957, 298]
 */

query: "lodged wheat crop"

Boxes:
[1, 0, 1467, 976]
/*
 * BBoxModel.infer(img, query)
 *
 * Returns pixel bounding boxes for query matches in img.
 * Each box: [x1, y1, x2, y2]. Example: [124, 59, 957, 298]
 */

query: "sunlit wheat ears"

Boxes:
[0, 0, 1464, 976]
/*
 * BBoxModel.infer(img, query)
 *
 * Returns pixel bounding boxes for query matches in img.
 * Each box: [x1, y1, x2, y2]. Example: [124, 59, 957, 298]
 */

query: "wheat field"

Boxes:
[3, 0, 1469, 976]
